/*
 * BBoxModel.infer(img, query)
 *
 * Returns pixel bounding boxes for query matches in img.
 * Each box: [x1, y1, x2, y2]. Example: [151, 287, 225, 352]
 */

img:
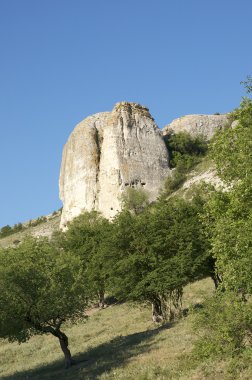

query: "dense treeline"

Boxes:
[0, 85, 252, 370]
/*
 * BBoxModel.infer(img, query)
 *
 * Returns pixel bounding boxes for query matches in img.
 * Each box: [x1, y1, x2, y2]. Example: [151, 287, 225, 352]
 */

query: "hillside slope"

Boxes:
[0, 278, 212, 380]
[0, 213, 60, 248]
[0, 157, 220, 249]
[1, 278, 250, 380]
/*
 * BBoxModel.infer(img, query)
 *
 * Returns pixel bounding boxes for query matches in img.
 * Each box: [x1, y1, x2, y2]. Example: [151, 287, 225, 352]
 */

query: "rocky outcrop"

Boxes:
[59, 102, 170, 228]
[162, 114, 229, 140]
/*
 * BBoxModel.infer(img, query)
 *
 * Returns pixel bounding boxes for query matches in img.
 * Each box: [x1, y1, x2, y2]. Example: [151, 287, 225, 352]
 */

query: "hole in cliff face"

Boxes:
[110, 207, 114, 210]
[124, 179, 146, 189]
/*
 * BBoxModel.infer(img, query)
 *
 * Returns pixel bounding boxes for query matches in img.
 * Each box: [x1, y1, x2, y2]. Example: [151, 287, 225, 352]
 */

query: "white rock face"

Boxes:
[162, 114, 229, 140]
[59, 102, 170, 228]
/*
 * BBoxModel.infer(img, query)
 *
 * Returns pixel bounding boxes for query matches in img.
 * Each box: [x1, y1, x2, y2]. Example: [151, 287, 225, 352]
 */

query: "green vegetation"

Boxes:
[0, 278, 218, 380]
[1, 81, 252, 378]
[53, 211, 113, 308]
[28, 216, 47, 227]
[165, 131, 208, 169]
[0, 223, 24, 238]
[0, 213, 61, 249]
[0, 238, 88, 368]
[161, 132, 209, 197]
[109, 195, 210, 322]
[0, 215, 50, 240]
[189, 94, 252, 377]
[121, 187, 149, 215]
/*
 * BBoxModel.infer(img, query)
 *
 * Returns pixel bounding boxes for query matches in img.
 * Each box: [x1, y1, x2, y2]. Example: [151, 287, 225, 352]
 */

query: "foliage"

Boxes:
[121, 187, 149, 215]
[0, 279, 218, 380]
[53, 211, 113, 307]
[0, 223, 24, 239]
[211, 98, 252, 184]
[205, 98, 252, 294]
[241, 75, 252, 93]
[165, 132, 208, 169]
[161, 166, 187, 197]
[192, 86, 252, 372]
[193, 292, 252, 359]
[108, 196, 209, 321]
[0, 237, 88, 367]
[161, 132, 209, 198]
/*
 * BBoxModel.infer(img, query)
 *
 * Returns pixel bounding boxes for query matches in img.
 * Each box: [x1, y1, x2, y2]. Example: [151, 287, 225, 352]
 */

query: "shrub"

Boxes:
[165, 132, 208, 169]
[192, 292, 252, 359]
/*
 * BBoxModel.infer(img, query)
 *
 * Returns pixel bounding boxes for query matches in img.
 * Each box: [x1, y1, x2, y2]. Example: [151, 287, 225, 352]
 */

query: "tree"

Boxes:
[109, 197, 209, 322]
[0, 237, 88, 368]
[193, 91, 252, 366]
[206, 97, 252, 294]
[54, 211, 113, 308]
[211, 98, 252, 185]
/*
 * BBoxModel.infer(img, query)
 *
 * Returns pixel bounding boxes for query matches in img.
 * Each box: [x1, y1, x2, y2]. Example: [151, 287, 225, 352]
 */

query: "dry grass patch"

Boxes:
[0, 278, 216, 380]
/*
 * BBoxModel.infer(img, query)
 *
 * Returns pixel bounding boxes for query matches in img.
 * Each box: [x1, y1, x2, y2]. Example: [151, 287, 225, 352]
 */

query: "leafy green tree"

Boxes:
[54, 211, 113, 308]
[193, 90, 252, 365]
[0, 237, 88, 368]
[109, 197, 209, 322]
[206, 97, 252, 294]
[211, 98, 252, 184]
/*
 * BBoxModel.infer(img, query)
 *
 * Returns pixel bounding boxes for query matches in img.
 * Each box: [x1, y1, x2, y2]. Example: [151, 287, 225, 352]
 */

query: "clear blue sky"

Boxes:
[0, 0, 251, 227]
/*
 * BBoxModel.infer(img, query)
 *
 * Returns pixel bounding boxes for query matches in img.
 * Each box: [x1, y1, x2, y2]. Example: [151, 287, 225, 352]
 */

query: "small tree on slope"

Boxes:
[109, 197, 209, 322]
[0, 237, 88, 368]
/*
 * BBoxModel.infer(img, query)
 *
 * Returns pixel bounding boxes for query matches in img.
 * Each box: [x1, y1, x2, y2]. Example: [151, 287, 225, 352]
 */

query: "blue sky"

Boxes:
[0, 0, 251, 227]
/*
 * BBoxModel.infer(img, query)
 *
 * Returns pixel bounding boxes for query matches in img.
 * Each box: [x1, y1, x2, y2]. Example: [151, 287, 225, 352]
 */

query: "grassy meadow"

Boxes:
[1, 277, 246, 380]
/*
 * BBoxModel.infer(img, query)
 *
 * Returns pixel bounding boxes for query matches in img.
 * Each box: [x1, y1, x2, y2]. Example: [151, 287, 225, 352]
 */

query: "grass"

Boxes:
[0, 278, 219, 380]
[0, 214, 60, 248]
[1, 278, 251, 379]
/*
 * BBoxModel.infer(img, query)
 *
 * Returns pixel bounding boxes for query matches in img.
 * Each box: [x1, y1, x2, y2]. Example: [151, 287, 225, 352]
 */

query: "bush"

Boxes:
[121, 188, 149, 214]
[192, 292, 252, 360]
[165, 132, 208, 169]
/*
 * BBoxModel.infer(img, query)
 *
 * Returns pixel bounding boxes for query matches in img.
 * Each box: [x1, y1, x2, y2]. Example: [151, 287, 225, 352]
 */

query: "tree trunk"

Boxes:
[158, 288, 183, 322]
[210, 272, 222, 289]
[152, 298, 163, 323]
[25, 319, 74, 369]
[57, 331, 74, 368]
[98, 290, 105, 309]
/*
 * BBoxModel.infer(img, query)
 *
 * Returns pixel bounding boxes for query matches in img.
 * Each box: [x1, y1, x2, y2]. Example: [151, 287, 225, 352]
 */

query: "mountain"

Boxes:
[59, 102, 170, 228]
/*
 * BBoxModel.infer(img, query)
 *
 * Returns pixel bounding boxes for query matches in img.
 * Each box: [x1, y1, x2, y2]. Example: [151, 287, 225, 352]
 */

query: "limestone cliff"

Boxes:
[162, 114, 229, 140]
[59, 102, 170, 228]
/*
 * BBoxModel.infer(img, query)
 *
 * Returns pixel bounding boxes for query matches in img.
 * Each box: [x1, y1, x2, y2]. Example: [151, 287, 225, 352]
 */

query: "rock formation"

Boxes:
[59, 102, 170, 228]
[162, 114, 229, 140]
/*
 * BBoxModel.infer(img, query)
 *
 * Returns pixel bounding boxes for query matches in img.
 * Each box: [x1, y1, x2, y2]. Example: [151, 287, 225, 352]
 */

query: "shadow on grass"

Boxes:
[2, 324, 171, 380]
